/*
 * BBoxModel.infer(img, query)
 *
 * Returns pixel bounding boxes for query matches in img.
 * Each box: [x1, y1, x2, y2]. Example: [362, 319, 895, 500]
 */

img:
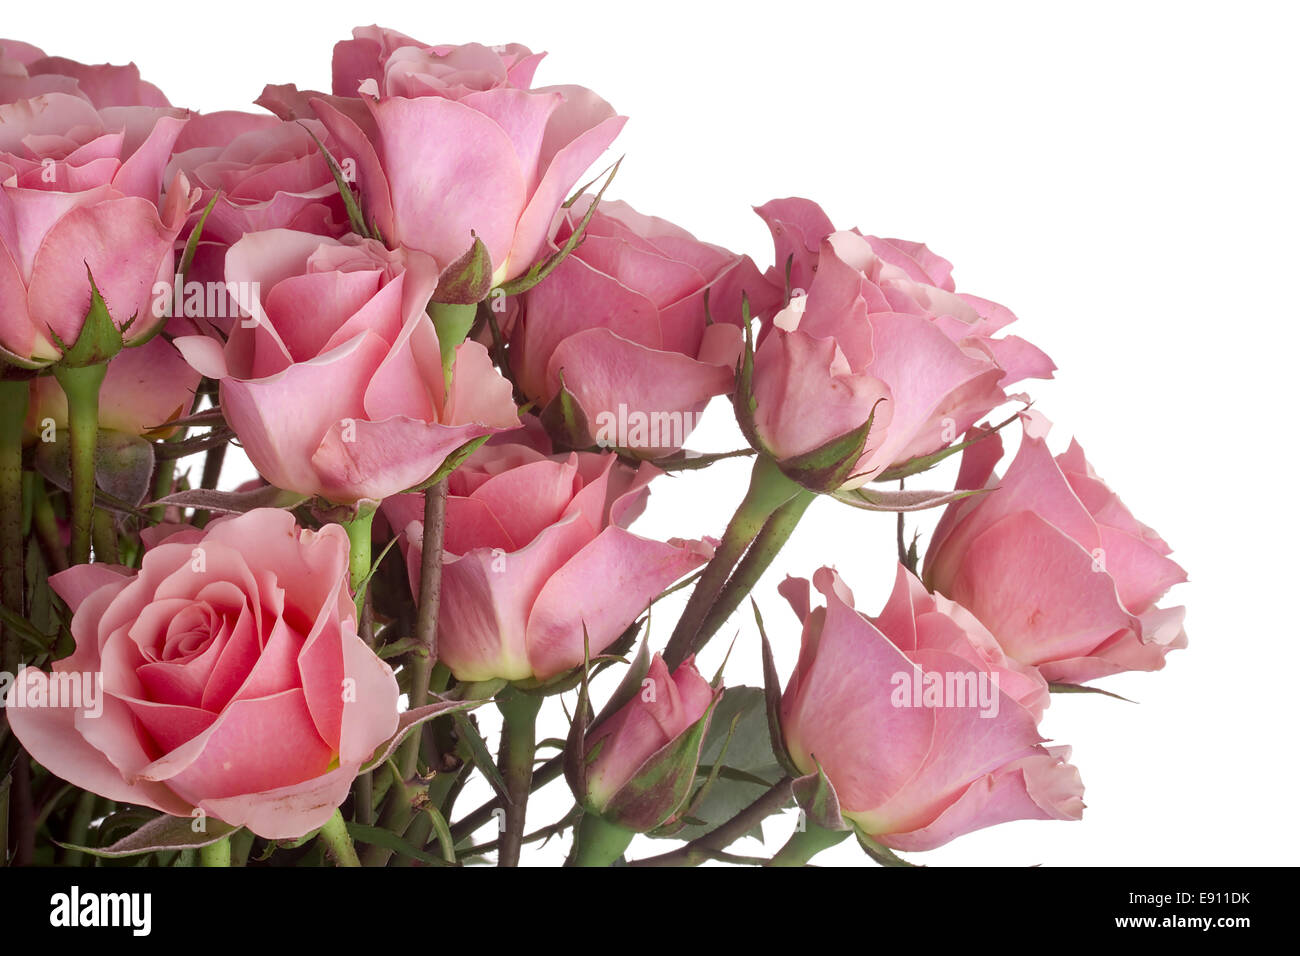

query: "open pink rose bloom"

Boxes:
[6, 510, 399, 840]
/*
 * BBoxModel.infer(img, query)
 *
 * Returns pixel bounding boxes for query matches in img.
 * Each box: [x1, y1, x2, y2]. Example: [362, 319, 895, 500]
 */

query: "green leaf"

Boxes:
[345, 822, 451, 865]
[95, 808, 161, 846]
[402, 434, 491, 494]
[675, 711, 742, 826]
[539, 373, 591, 452]
[93, 430, 156, 506]
[361, 696, 486, 774]
[651, 686, 785, 842]
[874, 408, 1022, 482]
[375, 636, 423, 660]
[421, 804, 457, 864]
[641, 448, 757, 472]
[732, 295, 765, 453]
[754, 600, 800, 776]
[495, 156, 623, 297]
[1048, 681, 1136, 703]
[853, 824, 919, 867]
[0, 602, 55, 648]
[354, 533, 401, 596]
[453, 711, 511, 805]
[35, 428, 157, 510]
[175, 190, 222, 286]
[591, 635, 652, 729]
[58, 814, 240, 858]
[146, 483, 308, 515]
[151, 426, 234, 461]
[300, 123, 370, 239]
[832, 485, 987, 513]
[563, 623, 597, 800]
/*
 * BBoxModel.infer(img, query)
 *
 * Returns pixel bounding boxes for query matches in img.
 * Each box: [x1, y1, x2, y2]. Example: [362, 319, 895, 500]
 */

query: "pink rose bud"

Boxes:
[510, 198, 775, 456]
[924, 411, 1188, 683]
[0, 91, 197, 366]
[578, 654, 718, 832]
[779, 566, 1084, 852]
[258, 27, 625, 285]
[4, 509, 400, 840]
[383, 434, 714, 682]
[174, 229, 520, 504]
[743, 198, 1054, 491]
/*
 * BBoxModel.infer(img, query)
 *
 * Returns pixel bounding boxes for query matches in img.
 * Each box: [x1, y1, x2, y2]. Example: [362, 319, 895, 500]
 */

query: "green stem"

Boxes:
[317, 807, 361, 867]
[58, 790, 98, 866]
[229, 827, 255, 867]
[52, 362, 107, 566]
[342, 507, 375, 615]
[566, 812, 634, 867]
[353, 772, 374, 826]
[31, 481, 67, 573]
[696, 490, 815, 648]
[359, 764, 412, 868]
[449, 753, 563, 844]
[91, 509, 118, 564]
[663, 456, 802, 668]
[0, 379, 29, 677]
[768, 820, 850, 866]
[400, 479, 447, 780]
[198, 834, 231, 867]
[496, 690, 542, 867]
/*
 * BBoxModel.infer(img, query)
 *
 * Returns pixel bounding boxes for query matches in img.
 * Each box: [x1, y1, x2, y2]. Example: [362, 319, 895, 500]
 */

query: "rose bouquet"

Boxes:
[0, 27, 1186, 868]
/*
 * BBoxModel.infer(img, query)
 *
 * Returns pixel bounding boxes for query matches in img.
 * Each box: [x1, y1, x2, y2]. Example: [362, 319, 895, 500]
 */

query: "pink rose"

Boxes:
[175, 229, 519, 504]
[746, 198, 1054, 488]
[758, 198, 1053, 384]
[168, 112, 348, 249]
[26, 328, 200, 439]
[259, 29, 625, 284]
[332, 26, 544, 101]
[924, 412, 1188, 682]
[1, 39, 169, 108]
[384, 435, 713, 682]
[5, 509, 400, 840]
[256, 27, 544, 127]
[778, 566, 1083, 851]
[582, 654, 717, 829]
[0, 92, 196, 365]
[164, 112, 351, 332]
[509, 198, 773, 456]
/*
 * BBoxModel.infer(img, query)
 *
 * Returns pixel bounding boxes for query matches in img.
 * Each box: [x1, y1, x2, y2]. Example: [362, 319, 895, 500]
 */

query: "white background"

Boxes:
[9, 0, 1298, 865]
